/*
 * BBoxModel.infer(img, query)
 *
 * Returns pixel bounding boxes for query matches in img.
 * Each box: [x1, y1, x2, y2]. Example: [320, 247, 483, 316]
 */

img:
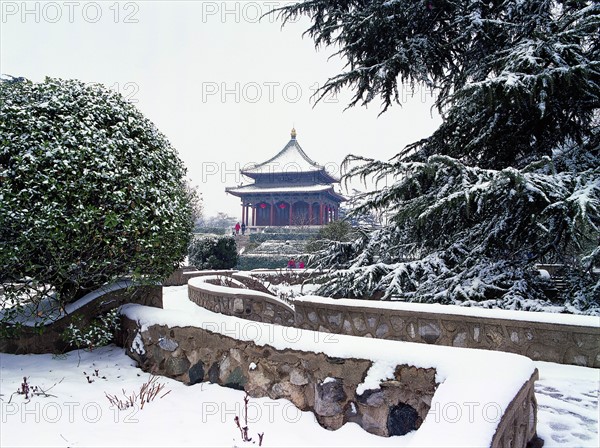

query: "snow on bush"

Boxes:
[0, 77, 195, 332]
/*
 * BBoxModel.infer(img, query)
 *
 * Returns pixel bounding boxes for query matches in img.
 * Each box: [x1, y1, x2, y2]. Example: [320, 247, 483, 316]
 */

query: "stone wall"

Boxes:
[243, 269, 321, 285]
[491, 371, 539, 448]
[187, 277, 599, 367]
[0, 285, 162, 354]
[188, 278, 295, 327]
[119, 315, 539, 446]
[120, 317, 436, 437]
[164, 267, 319, 286]
[162, 266, 201, 286]
[293, 300, 600, 368]
[162, 267, 238, 286]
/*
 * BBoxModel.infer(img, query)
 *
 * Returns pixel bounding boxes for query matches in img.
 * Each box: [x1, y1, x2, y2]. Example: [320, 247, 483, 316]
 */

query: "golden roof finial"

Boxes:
[291, 127, 297, 139]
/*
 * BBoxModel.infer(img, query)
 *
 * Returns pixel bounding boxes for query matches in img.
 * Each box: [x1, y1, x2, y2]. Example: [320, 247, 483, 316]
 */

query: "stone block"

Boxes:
[327, 312, 343, 327]
[418, 320, 441, 344]
[453, 331, 467, 347]
[352, 315, 367, 332]
[375, 323, 389, 338]
[165, 356, 190, 377]
[232, 298, 244, 313]
[290, 367, 310, 386]
[485, 325, 505, 347]
[314, 378, 347, 417]
[389, 316, 405, 332]
[225, 366, 247, 390]
[189, 360, 205, 385]
[387, 402, 419, 436]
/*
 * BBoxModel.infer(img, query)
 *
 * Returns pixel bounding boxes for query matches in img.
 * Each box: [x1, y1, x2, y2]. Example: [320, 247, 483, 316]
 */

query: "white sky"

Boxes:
[1, 1, 442, 217]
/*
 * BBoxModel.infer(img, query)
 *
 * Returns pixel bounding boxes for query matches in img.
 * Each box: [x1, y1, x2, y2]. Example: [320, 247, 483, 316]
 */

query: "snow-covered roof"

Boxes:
[242, 130, 338, 182]
[226, 184, 334, 194]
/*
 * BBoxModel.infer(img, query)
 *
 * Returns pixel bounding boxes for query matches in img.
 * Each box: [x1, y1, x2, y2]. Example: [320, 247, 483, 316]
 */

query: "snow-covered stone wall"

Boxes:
[293, 297, 600, 368]
[188, 276, 295, 326]
[187, 275, 599, 367]
[164, 267, 318, 286]
[0, 284, 162, 354]
[118, 305, 539, 447]
[294, 297, 600, 368]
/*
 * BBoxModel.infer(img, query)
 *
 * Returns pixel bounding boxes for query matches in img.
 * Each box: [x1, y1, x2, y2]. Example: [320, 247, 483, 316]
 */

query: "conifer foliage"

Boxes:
[277, 1, 599, 312]
[0, 77, 195, 328]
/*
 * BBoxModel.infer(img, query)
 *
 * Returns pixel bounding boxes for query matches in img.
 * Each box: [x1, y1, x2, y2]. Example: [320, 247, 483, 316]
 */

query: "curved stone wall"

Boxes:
[185, 274, 599, 367]
[119, 313, 539, 447]
[293, 298, 600, 368]
[164, 267, 319, 286]
[120, 317, 437, 437]
[188, 276, 295, 326]
[491, 371, 539, 448]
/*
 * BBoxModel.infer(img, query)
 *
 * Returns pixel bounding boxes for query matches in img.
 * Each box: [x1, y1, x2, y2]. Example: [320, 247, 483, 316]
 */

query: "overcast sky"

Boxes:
[1, 1, 442, 217]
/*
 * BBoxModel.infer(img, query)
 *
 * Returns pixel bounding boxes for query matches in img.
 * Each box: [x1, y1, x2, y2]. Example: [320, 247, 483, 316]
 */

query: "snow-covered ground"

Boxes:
[535, 362, 599, 447]
[0, 286, 597, 447]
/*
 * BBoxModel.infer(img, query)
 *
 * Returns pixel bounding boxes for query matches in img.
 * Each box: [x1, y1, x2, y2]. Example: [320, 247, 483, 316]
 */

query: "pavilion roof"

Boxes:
[241, 130, 338, 182]
[226, 183, 346, 202]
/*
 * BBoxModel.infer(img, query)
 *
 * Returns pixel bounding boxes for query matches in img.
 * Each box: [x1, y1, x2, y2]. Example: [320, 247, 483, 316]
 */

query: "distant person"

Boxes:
[235, 222, 241, 235]
[241, 223, 246, 235]
[287, 258, 296, 269]
[298, 260, 305, 269]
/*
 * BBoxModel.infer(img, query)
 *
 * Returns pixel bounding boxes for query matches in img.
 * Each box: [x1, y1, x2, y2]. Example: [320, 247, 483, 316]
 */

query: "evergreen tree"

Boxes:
[0, 77, 196, 331]
[275, 0, 599, 313]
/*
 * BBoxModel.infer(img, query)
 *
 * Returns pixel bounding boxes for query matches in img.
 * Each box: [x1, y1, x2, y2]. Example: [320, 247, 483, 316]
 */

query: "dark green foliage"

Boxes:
[273, 0, 599, 313]
[249, 233, 314, 243]
[305, 220, 357, 254]
[188, 236, 239, 270]
[317, 156, 599, 310]
[194, 227, 228, 235]
[236, 255, 291, 271]
[0, 77, 195, 331]
[276, 0, 599, 169]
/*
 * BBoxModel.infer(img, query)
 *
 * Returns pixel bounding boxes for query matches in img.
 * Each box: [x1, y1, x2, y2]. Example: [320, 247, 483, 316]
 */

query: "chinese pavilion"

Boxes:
[225, 129, 345, 227]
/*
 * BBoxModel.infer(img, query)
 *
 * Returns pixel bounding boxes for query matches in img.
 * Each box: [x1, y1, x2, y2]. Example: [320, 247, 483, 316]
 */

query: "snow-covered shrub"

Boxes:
[62, 309, 120, 350]
[0, 77, 195, 332]
[305, 220, 356, 254]
[188, 235, 238, 270]
[236, 254, 290, 270]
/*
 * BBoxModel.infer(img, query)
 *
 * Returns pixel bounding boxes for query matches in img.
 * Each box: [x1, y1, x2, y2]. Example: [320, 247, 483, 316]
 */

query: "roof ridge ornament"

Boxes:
[290, 127, 297, 139]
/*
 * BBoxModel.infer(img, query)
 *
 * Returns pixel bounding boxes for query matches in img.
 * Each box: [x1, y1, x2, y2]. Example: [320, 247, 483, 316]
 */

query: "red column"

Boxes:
[289, 202, 293, 225]
[308, 204, 313, 225]
[251, 206, 256, 226]
[319, 202, 323, 225]
[270, 203, 274, 226]
[241, 203, 245, 227]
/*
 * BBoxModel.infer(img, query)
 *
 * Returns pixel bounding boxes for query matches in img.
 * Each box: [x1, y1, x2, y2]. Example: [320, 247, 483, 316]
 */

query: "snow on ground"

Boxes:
[0, 346, 407, 448]
[0, 285, 597, 447]
[534, 361, 600, 448]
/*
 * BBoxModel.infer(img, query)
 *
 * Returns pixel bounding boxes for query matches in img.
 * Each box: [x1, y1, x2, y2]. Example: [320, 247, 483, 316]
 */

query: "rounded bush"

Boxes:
[188, 236, 238, 270]
[0, 77, 194, 307]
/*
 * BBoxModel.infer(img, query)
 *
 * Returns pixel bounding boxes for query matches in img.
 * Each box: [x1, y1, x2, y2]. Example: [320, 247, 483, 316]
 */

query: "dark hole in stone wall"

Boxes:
[387, 402, 419, 436]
